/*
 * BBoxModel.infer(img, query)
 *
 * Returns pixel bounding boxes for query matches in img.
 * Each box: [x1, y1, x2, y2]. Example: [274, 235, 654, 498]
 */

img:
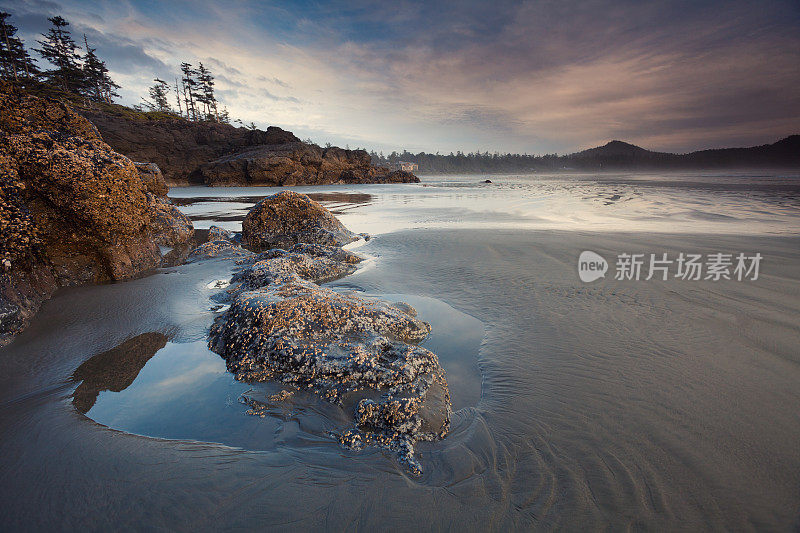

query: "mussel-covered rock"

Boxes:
[207, 197, 451, 473]
[0, 84, 193, 345]
[241, 191, 359, 250]
[209, 273, 451, 475]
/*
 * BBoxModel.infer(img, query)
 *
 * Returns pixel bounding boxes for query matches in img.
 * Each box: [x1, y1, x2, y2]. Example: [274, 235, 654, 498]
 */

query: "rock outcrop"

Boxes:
[200, 192, 451, 474]
[242, 191, 359, 250]
[199, 142, 419, 187]
[0, 84, 194, 346]
[81, 108, 419, 186]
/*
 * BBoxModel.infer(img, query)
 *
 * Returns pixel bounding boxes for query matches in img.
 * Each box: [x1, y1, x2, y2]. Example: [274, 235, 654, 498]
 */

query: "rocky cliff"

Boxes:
[0, 85, 193, 346]
[82, 109, 419, 187]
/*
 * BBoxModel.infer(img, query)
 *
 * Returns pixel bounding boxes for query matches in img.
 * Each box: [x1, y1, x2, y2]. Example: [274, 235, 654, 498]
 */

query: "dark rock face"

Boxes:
[0, 85, 193, 346]
[81, 109, 420, 186]
[203, 196, 451, 474]
[200, 142, 420, 187]
[242, 191, 359, 250]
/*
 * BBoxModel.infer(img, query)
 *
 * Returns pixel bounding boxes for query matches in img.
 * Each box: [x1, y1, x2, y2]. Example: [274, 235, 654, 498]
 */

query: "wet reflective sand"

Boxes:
[1, 171, 799, 530]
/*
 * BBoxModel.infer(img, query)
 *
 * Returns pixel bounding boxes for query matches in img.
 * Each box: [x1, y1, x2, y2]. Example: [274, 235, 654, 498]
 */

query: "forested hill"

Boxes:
[370, 135, 800, 174]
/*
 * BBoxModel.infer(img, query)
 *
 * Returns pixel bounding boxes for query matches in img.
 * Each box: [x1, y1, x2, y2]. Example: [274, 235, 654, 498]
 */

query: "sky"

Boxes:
[3, 0, 800, 155]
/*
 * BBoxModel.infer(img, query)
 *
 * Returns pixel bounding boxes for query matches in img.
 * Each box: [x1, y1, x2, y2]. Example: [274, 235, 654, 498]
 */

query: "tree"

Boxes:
[142, 78, 171, 112]
[82, 34, 118, 102]
[174, 77, 182, 117]
[180, 62, 198, 120]
[218, 106, 230, 124]
[0, 12, 39, 82]
[195, 62, 217, 120]
[35, 16, 85, 93]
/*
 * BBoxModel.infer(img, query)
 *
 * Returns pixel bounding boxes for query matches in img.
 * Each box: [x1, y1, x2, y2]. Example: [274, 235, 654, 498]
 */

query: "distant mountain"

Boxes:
[576, 140, 667, 158]
[680, 135, 800, 168]
[570, 140, 677, 168]
[567, 136, 800, 169]
[373, 135, 800, 174]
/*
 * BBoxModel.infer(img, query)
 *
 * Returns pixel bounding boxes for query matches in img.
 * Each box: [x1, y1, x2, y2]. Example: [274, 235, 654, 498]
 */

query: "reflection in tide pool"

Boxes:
[75, 293, 482, 451]
[72, 332, 169, 414]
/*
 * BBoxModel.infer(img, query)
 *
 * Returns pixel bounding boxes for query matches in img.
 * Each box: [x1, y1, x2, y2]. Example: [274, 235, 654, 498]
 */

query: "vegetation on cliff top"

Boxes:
[0, 10, 237, 126]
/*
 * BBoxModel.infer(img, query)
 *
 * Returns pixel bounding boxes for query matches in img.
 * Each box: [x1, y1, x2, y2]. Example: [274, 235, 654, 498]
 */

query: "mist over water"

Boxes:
[1, 171, 799, 530]
[171, 170, 800, 236]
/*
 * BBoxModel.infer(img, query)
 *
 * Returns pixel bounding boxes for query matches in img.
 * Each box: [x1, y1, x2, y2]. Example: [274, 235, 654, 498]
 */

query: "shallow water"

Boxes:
[170, 170, 800, 235]
[1, 171, 799, 530]
[80, 293, 482, 449]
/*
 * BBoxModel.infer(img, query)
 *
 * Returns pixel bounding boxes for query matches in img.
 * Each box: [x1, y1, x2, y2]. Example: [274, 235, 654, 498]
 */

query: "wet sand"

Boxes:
[2, 172, 800, 529]
[1, 227, 798, 530]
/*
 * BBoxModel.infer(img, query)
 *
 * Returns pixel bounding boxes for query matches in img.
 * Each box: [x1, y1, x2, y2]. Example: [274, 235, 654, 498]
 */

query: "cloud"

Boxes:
[2, 0, 798, 154]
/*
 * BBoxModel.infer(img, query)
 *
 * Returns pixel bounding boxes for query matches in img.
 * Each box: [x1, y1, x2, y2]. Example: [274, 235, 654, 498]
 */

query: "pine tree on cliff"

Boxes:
[219, 106, 230, 124]
[180, 62, 198, 121]
[0, 12, 39, 82]
[174, 77, 182, 117]
[35, 16, 85, 94]
[143, 78, 171, 112]
[196, 62, 218, 121]
[82, 34, 119, 103]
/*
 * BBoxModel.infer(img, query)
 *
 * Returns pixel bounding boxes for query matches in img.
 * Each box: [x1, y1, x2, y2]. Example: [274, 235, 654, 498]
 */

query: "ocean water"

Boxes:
[170, 170, 800, 235]
[1, 171, 799, 530]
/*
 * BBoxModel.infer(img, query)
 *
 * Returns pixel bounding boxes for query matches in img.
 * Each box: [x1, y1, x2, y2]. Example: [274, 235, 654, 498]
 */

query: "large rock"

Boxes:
[133, 161, 169, 196]
[147, 195, 194, 247]
[0, 84, 193, 346]
[208, 247, 451, 475]
[242, 191, 359, 250]
[81, 108, 420, 186]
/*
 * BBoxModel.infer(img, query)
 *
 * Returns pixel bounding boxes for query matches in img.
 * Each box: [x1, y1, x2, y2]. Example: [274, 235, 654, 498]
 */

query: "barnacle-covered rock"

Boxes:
[241, 191, 359, 250]
[0, 84, 193, 345]
[232, 248, 360, 289]
[286, 243, 362, 264]
[148, 194, 194, 247]
[133, 161, 169, 197]
[207, 225, 234, 243]
[186, 240, 253, 263]
[209, 267, 451, 474]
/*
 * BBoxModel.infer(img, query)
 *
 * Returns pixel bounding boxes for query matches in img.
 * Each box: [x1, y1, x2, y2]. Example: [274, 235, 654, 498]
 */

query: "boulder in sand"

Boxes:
[208, 197, 451, 474]
[0, 84, 193, 345]
[241, 191, 359, 250]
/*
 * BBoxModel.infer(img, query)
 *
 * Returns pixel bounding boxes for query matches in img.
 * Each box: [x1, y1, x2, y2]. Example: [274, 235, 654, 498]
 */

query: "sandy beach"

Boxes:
[1, 173, 798, 529]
